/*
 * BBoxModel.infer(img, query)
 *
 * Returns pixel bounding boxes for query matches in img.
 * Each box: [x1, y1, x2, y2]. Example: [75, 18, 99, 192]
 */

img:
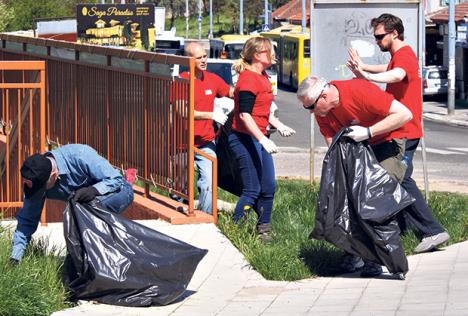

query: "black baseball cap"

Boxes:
[20, 153, 52, 199]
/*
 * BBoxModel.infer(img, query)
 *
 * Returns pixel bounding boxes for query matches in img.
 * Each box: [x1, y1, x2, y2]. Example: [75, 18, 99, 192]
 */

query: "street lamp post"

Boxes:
[301, 0, 306, 33]
[209, 0, 213, 39]
[448, 0, 456, 115]
[264, 0, 268, 29]
[240, 0, 244, 35]
[185, 0, 189, 39]
[198, 0, 202, 39]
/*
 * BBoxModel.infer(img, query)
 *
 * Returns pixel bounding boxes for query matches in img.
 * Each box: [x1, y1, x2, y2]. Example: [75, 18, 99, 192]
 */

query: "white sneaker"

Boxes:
[414, 231, 450, 253]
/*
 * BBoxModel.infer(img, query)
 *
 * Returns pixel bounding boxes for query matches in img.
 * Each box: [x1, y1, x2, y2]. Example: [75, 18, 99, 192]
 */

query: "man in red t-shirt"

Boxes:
[297, 76, 413, 277]
[347, 13, 449, 255]
[180, 42, 234, 214]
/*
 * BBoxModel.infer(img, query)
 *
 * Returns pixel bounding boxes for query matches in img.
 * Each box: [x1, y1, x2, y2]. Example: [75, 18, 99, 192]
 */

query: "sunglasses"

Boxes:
[303, 83, 328, 110]
[374, 31, 392, 41]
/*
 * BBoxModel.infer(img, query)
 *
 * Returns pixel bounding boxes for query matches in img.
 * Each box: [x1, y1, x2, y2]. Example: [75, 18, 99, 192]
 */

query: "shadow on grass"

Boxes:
[299, 240, 345, 277]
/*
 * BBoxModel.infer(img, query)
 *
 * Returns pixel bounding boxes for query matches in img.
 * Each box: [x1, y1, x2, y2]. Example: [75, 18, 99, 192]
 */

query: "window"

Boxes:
[224, 44, 244, 59]
[428, 70, 447, 80]
[304, 39, 310, 58]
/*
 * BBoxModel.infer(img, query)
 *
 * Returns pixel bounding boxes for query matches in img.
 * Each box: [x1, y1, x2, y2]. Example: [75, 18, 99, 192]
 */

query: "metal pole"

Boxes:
[419, 0, 430, 200]
[198, 0, 202, 40]
[264, 0, 268, 29]
[240, 0, 244, 35]
[448, 0, 456, 115]
[301, 0, 306, 33]
[185, 0, 189, 39]
[309, 0, 315, 185]
[209, 0, 213, 39]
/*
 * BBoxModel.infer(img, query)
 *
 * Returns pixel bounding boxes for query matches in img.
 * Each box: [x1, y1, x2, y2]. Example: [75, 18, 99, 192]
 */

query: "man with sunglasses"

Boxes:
[347, 13, 450, 255]
[180, 42, 234, 214]
[10, 144, 134, 265]
[297, 75, 413, 277]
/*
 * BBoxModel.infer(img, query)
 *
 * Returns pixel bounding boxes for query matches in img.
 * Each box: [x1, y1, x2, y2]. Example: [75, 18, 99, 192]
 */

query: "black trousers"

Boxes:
[399, 139, 445, 238]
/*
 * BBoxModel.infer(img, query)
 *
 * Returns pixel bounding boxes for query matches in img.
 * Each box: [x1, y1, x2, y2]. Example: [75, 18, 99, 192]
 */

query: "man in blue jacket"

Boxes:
[10, 144, 134, 264]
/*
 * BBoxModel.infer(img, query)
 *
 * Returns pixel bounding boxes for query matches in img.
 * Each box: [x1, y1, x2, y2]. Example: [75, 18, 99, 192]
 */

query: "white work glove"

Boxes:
[344, 126, 372, 142]
[277, 123, 296, 137]
[212, 107, 228, 125]
[259, 136, 278, 154]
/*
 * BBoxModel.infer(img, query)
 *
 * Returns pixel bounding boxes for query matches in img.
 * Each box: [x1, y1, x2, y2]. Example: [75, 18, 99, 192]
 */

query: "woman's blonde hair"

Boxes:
[233, 37, 275, 74]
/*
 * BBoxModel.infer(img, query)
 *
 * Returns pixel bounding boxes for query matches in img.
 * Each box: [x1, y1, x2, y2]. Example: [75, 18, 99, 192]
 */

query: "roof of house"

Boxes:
[431, 3, 468, 24]
[272, 0, 309, 21]
[288, 12, 310, 25]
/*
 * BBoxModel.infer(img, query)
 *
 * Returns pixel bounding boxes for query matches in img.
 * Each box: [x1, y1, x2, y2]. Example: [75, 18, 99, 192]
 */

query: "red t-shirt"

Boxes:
[232, 69, 274, 135]
[386, 45, 422, 139]
[316, 79, 399, 145]
[180, 71, 230, 147]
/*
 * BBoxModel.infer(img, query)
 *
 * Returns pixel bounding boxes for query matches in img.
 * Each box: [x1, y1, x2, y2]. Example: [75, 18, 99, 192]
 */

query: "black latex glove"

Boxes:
[73, 186, 100, 203]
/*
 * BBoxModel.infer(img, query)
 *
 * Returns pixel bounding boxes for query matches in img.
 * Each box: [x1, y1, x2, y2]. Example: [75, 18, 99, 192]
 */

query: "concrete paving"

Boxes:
[422, 100, 468, 128]
[2, 99, 467, 315]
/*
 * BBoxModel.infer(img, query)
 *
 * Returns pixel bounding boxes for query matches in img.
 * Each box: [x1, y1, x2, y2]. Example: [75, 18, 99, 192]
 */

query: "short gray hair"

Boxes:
[297, 76, 328, 101]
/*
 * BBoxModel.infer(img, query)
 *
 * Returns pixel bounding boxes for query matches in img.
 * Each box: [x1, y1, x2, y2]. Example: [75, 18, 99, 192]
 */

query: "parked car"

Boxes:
[423, 66, 448, 96]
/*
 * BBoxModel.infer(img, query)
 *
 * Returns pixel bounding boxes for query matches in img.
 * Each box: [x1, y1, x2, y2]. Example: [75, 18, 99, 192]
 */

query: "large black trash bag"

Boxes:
[216, 112, 243, 196]
[63, 199, 208, 307]
[310, 128, 415, 275]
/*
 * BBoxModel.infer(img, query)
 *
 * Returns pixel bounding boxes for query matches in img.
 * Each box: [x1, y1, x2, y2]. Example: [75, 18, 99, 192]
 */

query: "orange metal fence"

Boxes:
[0, 33, 217, 219]
[0, 61, 46, 218]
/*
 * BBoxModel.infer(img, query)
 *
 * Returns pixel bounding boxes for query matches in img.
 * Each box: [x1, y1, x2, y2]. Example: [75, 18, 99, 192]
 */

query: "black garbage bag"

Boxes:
[216, 112, 242, 196]
[63, 199, 208, 307]
[310, 128, 415, 275]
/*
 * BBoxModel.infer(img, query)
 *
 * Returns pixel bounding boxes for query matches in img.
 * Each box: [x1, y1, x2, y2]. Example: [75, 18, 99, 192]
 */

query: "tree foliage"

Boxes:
[149, 0, 291, 33]
[0, 0, 292, 34]
[0, 2, 15, 32]
[1, 0, 75, 32]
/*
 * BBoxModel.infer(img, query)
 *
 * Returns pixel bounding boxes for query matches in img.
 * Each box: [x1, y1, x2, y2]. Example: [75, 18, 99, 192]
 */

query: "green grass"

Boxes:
[218, 178, 468, 280]
[0, 227, 72, 316]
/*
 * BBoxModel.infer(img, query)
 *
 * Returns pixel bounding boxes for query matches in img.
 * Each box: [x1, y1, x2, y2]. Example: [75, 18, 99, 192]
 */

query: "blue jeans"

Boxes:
[195, 141, 216, 214]
[399, 139, 445, 238]
[228, 132, 276, 225]
[11, 181, 134, 261]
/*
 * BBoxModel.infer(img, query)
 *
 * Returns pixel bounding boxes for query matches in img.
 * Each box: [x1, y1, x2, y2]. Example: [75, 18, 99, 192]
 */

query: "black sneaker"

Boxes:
[360, 261, 383, 278]
[9, 258, 19, 267]
[340, 254, 364, 273]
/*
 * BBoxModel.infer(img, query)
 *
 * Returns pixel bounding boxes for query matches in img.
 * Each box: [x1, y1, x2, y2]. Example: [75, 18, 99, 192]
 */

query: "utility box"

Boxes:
[310, 0, 422, 81]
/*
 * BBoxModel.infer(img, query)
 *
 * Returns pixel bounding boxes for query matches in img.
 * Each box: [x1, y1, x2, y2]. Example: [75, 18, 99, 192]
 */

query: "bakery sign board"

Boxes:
[77, 4, 155, 50]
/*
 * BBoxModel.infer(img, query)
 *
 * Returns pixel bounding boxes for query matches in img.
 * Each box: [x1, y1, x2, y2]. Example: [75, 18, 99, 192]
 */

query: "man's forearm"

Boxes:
[369, 105, 412, 137]
[362, 63, 388, 73]
[366, 68, 406, 84]
[194, 110, 213, 120]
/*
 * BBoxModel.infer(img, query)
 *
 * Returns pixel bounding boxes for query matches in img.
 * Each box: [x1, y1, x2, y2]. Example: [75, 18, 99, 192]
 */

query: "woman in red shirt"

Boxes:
[228, 37, 293, 240]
